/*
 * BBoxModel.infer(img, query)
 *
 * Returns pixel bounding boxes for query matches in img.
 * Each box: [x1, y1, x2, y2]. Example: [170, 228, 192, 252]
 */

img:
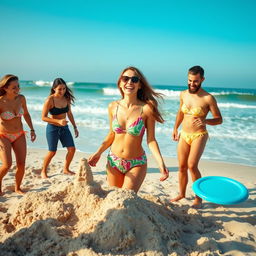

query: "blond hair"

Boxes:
[0, 74, 19, 96]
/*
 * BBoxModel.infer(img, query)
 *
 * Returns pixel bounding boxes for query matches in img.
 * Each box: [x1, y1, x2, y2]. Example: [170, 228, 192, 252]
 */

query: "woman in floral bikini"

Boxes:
[0, 74, 36, 195]
[88, 66, 169, 192]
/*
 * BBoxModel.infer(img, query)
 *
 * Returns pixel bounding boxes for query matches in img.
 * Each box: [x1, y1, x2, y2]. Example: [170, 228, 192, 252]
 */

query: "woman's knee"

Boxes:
[67, 147, 76, 153]
[16, 162, 26, 168]
[179, 165, 188, 173]
[47, 151, 56, 158]
[188, 162, 198, 172]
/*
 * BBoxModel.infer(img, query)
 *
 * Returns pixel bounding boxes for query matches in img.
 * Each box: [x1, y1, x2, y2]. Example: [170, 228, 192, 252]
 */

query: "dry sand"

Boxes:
[0, 148, 255, 256]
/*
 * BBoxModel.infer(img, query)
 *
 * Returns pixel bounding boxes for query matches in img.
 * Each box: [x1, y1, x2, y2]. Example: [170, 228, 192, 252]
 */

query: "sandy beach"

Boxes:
[0, 148, 255, 256]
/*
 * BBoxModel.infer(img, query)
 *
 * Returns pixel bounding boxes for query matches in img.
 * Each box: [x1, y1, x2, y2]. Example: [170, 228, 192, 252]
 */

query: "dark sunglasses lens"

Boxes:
[121, 76, 129, 82]
[131, 76, 139, 83]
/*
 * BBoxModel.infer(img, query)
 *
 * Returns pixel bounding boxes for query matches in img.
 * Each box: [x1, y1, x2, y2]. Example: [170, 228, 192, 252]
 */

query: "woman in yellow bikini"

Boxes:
[0, 74, 36, 195]
[88, 66, 169, 192]
[172, 66, 222, 208]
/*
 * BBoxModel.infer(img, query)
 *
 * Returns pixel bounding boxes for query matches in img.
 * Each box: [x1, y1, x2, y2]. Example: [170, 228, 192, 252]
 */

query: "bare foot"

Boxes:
[192, 197, 202, 209]
[41, 171, 49, 179]
[170, 195, 185, 202]
[0, 191, 4, 196]
[15, 189, 26, 195]
[63, 170, 75, 175]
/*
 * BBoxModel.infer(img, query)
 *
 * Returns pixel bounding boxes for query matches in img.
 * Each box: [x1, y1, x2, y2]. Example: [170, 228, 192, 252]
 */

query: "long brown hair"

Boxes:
[117, 66, 164, 123]
[0, 74, 19, 96]
[50, 78, 75, 104]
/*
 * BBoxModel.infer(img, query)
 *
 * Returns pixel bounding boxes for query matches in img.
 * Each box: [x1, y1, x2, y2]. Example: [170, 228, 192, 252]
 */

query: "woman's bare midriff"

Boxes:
[111, 134, 144, 159]
[182, 115, 207, 133]
[50, 113, 66, 127]
[0, 117, 24, 133]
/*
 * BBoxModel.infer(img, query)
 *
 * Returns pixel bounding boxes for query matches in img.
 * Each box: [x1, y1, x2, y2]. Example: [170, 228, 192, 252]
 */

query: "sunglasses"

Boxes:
[121, 76, 140, 83]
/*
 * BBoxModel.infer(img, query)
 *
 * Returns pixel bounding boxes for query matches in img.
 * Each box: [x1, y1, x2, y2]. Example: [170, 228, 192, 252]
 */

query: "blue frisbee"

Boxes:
[192, 176, 249, 205]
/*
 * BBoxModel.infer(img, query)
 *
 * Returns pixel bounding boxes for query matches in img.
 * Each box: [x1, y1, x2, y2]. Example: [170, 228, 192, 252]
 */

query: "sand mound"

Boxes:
[0, 188, 222, 256]
[1, 158, 254, 255]
[0, 183, 222, 255]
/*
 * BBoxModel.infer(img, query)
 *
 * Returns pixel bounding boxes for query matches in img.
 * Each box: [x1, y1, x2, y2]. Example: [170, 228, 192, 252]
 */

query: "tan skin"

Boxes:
[172, 73, 222, 208]
[0, 80, 36, 195]
[41, 84, 78, 178]
[88, 69, 169, 193]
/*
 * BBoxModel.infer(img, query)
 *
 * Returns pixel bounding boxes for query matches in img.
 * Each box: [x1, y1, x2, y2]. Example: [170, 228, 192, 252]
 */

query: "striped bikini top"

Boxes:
[112, 104, 145, 136]
[0, 107, 24, 120]
[181, 104, 205, 117]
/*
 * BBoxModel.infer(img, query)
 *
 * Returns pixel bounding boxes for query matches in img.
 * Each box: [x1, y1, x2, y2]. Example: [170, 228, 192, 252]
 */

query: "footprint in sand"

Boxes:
[4, 185, 15, 192]
[0, 205, 8, 213]
[31, 168, 42, 175]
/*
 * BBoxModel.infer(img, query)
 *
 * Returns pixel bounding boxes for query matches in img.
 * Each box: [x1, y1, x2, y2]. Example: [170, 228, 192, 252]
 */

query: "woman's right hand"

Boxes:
[58, 119, 68, 126]
[172, 129, 179, 141]
[88, 152, 101, 167]
[159, 165, 169, 181]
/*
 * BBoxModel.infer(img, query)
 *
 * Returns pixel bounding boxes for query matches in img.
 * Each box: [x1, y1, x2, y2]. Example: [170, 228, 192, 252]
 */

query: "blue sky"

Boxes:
[0, 0, 255, 88]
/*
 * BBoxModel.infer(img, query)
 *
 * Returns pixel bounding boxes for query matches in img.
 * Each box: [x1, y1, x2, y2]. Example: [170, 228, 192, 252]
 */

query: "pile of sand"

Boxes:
[0, 159, 222, 256]
[0, 157, 255, 256]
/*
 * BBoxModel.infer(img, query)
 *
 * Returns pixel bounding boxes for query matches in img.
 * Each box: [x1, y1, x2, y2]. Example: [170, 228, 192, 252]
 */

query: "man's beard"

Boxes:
[188, 83, 201, 94]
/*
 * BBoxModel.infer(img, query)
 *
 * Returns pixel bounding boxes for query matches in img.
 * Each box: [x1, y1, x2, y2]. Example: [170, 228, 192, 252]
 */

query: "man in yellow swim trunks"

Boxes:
[171, 66, 222, 208]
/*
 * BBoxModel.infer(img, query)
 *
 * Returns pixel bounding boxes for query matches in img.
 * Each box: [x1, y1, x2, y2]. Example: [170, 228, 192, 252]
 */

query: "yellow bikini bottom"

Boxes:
[180, 130, 208, 145]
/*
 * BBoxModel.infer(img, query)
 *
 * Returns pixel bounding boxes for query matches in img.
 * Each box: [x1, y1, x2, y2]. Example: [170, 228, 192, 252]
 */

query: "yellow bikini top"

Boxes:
[181, 104, 205, 117]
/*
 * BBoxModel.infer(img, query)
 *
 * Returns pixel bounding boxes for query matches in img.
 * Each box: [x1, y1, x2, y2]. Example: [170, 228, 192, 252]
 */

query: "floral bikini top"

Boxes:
[0, 107, 24, 120]
[181, 104, 205, 117]
[112, 104, 145, 136]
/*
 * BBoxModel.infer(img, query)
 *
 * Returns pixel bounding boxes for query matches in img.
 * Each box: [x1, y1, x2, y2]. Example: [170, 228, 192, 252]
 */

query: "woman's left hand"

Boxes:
[74, 128, 79, 138]
[193, 117, 206, 128]
[30, 130, 36, 142]
[159, 166, 169, 181]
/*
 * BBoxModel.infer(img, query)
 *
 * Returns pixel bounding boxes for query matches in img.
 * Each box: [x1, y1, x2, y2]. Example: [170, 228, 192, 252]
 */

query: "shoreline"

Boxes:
[27, 146, 256, 168]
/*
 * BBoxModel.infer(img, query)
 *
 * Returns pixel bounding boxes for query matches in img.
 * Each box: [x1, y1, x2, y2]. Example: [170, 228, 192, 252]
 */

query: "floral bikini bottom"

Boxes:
[0, 131, 26, 143]
[107, 150, 147, 174]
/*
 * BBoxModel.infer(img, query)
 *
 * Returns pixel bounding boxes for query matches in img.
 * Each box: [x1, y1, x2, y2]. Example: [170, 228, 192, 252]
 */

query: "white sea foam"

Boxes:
[27, 105, 108, 118]
[76, 119, 109, 129]
[30, 120, 47, 126]
[155, 89, 181, 98]
[72, 106, 107, 114]
[27, 103, 44, 111]
[210, 133, 256, 141]
[211, 91, 254, 96]
[103, 88, 181, 98]
[103, 88, 120, 95]
[34, 80, 52, 86]
[218, 103, 256, 109]
[28, 118, 109, 129]
[34, 80, 74, 87]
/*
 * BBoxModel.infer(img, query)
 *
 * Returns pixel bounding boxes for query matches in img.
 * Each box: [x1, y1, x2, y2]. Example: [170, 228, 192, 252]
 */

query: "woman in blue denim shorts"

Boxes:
[41, 78, 79, 178]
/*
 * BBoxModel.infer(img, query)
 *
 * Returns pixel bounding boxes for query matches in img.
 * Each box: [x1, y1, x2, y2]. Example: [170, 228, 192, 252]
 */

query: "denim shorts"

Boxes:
[46, 124, 75, 151]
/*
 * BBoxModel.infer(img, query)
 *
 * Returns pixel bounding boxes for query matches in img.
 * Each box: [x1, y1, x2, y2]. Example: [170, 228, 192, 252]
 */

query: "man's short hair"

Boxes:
[188, 66, 204, 78]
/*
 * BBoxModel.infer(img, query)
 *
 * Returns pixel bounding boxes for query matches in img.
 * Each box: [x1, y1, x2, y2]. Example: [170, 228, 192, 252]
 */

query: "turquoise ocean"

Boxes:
[21, 80, 256, 167]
